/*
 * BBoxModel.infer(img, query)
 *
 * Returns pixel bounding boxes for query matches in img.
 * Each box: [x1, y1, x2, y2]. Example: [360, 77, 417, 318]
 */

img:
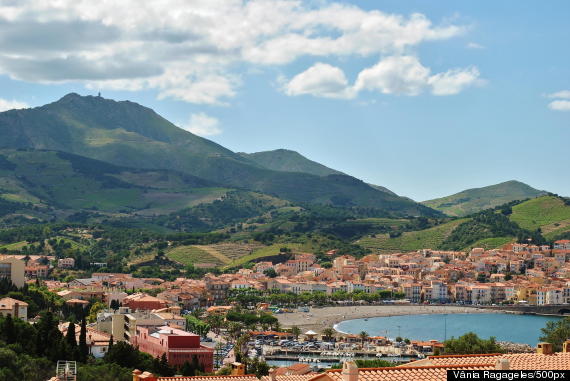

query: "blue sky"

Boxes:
[0, 0, 568, 201]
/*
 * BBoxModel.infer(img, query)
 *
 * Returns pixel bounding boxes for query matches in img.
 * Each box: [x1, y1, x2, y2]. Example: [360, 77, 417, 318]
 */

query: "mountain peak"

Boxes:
[422, 180, 546, 216]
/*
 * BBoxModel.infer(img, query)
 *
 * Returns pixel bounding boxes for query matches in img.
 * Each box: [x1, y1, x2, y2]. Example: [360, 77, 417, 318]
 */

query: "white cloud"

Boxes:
[548, 100, 570, 112]
[0, 0, 468, 104]
[428, 67, 481, 95]
[547, 90, 570, 99]
[284, 56, 480, 99]
[284, 63, 353, 99]
[354, 56, 430, 96]
[0, 98, 29, 112]
[466, 42, 485, 49]
[181, 113, 222, 136]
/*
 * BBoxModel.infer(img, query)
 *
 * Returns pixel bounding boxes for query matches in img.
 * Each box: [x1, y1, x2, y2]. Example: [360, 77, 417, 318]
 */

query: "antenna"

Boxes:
[98, 92, 101, 97]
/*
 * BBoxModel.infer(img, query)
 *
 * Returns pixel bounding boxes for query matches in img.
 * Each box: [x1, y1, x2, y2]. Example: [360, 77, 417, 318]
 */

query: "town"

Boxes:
[0, 239, 569, 379]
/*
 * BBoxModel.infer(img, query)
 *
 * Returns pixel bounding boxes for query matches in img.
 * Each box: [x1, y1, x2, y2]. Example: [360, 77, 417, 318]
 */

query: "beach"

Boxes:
[277, 305, 495, 332]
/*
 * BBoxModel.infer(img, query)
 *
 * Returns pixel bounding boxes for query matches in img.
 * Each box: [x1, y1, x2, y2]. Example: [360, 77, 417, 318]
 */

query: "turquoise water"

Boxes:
[334, 313, 562, 346]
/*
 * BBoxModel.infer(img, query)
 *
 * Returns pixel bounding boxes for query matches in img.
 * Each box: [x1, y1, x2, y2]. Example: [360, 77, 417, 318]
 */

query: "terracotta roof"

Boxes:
[0, 297, 28, 307]
[311, 365, 495, 381]
[408, 352, 570, 370]
[157, 376, 259, 381]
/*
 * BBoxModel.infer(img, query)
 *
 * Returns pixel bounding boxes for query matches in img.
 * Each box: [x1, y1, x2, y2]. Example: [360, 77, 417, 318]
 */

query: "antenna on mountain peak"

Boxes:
[97, 92, 101, 97]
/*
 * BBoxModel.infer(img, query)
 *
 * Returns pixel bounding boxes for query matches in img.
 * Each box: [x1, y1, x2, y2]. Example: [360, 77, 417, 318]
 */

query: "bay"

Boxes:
[334, 313, 562, 345]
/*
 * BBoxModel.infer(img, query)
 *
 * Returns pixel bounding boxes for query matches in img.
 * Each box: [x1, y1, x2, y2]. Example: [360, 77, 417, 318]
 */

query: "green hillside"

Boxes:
[240, 149, 343, 176]
[510, 196, 570, 239]
[422, 180, 545, 216]
[0, 93, 437, 216]
[356, 219, 468, 252]
[0, 149, 225, 219]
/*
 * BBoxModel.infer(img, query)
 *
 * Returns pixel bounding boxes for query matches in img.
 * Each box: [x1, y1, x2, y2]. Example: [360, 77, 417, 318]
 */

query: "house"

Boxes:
[131, 325, 214, 371]
[0, 297, 28, 321]
[58, 258, 75, 269]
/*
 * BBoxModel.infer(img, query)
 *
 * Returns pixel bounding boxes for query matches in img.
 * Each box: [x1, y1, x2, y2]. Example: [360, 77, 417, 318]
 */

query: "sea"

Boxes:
[333, 313, 563, 346]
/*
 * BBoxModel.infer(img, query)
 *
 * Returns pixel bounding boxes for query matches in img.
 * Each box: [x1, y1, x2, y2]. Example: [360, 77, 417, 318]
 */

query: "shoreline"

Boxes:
[277, 305, 497, 333]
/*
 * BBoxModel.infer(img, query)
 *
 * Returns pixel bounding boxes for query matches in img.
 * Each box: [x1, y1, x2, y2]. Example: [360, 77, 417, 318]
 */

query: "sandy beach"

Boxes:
[277, 305, 495, 332]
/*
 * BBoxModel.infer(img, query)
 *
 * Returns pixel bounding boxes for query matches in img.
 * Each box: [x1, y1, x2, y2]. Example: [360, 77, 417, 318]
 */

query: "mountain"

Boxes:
[0, 148, 226, 219]
[239, 149, 343, 177]
[241, 149, 399, 196]
[0, 93, 437, 216]
[421, 180, 546, 217]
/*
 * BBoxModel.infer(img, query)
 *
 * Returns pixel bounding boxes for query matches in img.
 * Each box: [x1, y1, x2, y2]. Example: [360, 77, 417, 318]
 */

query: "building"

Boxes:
[58, 258, 75, 269]
[131, 325, 214, 371]
[122, 293, 169, 311]
[0, 256, 25, 288]
[0, 297, 28, 321]
[25, 265, 49, 279]
[96, 307, 186, 342]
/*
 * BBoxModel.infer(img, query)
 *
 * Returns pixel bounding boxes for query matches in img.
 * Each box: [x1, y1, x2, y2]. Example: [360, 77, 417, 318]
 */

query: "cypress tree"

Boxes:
[65, 321, 77, 347]
[79, 318, 88, 362]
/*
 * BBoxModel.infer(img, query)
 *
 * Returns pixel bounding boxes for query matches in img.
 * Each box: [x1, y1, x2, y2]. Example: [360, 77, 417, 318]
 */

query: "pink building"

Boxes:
[132, 325, 213, 371]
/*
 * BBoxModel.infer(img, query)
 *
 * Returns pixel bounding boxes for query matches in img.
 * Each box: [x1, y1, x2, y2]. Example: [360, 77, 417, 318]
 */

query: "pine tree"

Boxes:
[79, 318, 88, 362]
[181, 361, 195, 376]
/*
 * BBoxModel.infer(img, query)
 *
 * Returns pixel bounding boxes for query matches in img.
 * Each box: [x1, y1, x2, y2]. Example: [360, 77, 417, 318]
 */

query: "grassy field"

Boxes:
[166, 245, 226, 266]
[0, 241, 28, 250]
[356, 219, 469, 252]
[224, 243, 304, 269]
[462, 236, 514, 251]
[510, 196, 570, 232]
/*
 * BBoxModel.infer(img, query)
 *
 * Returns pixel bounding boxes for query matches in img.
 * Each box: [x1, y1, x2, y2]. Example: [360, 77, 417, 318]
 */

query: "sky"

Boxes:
[0, 0, 568, 201]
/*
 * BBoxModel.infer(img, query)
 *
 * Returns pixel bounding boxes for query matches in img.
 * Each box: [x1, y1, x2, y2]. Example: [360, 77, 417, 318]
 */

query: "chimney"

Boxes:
[495, 359, 510, 370]
[132, 369, 142, 381]
[269, 368, 277, 381]
[563, 340, 570, 353]
[342, 361, 358, 381]
[537, 342, 553, 355]
[231, 362, 246, 376]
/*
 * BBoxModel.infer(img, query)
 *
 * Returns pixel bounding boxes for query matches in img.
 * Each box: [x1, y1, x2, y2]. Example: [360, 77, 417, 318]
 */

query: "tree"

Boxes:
[359, 331, 369, 346]
[78, 318, 89, 362]
[110, 299, 120, 311]
[540, 317, 570, 352]
[263, 268, 278, 278]
[443, 332, 503, 355]
[291, 326, 301, 340]
[181, 361, 195, 377]
[322, 327, 335, 341]
[66, 321, 77, 348]
[2, 314, 16, 344]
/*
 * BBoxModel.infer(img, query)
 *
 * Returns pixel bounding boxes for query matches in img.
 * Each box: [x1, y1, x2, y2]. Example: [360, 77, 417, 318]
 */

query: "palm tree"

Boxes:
[322, 327, 335, 341]
[359, 331, 369, 346]
[291, 326, 301, 340]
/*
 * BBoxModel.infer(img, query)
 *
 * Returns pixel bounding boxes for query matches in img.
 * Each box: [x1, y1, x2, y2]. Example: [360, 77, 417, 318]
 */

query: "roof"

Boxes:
[410, 352, 570, 370]
[311, 365, 495, 381]
[262, 375, 316, 381]
[156, 376, 259, 381]
[0, 297, 28, 308]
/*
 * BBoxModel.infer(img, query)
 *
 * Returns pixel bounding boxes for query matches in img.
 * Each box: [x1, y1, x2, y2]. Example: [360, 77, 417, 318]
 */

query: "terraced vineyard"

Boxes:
[510, 196, 570, 239]
[224, 243, 304, 269]
[356, 219, 469, 253]
[462, 236, 514, 251]
[166, 245, 226, 267]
